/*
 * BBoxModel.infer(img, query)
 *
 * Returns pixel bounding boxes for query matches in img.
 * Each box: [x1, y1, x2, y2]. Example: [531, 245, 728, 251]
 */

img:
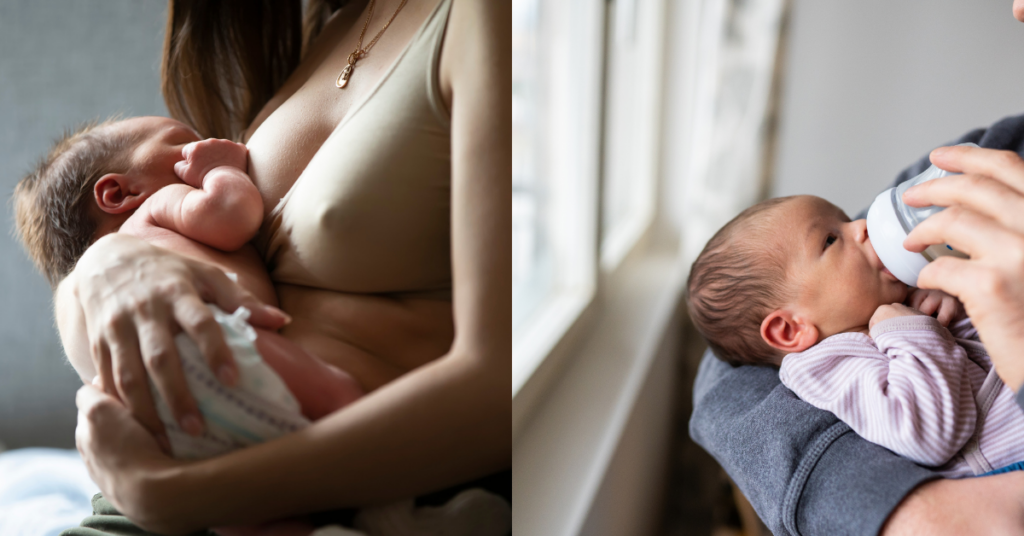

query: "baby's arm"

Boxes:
[144, 139, 263, 252]
[779, 307, 977, 467]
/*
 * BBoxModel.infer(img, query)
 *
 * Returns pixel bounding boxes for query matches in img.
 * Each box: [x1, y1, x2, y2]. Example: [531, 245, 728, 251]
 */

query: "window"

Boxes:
[511, 0, 604, 395]
[600, 0, 664, 269]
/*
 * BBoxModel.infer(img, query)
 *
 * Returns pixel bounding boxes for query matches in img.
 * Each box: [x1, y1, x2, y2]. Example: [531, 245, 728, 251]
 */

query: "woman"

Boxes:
[61, 0, 510, 532]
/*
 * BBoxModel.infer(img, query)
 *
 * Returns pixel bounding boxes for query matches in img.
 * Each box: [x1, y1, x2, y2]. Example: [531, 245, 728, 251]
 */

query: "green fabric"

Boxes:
[60, 494, 214, 536]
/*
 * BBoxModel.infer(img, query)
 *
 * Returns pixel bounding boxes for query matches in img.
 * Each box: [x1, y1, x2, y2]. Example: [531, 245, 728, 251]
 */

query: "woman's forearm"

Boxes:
[150, 349, 509, 532]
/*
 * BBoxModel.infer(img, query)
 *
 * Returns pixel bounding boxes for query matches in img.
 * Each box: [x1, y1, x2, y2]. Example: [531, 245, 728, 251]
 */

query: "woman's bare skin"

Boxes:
[65, 0, 511, 532]
[243, 0, 455, 391]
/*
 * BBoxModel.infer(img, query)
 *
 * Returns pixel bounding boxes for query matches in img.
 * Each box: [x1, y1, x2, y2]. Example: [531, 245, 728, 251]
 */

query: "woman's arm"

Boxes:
[73, 1, 511, 532]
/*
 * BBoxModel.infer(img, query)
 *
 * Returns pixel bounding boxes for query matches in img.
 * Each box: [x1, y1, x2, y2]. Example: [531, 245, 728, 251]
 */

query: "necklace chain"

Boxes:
[336, 0, 409, 89]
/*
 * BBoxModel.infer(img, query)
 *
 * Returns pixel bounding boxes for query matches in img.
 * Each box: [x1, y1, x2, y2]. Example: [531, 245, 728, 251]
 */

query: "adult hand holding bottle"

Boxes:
[902, 144, 1024, 392]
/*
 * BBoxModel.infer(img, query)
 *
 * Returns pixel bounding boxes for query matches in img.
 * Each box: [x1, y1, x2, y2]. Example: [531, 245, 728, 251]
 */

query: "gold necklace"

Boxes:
[336, 0, 409, 89]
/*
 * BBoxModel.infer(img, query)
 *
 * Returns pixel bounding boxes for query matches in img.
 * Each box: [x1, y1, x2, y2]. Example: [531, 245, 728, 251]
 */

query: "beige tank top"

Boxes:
[257, 0, 452, 300]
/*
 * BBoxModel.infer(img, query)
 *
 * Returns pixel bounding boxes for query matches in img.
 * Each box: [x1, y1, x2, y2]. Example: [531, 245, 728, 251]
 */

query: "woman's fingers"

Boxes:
[107, 316, 167, 440]
[90, 338, 117, 397]
[904, 205, 1024, 258]
[173, 293, 236, 389]
[193, 264, 290, 331]
[137, 314, 202, 439]
[928, 145, 1024, 194]
[902, 174, 1024, 235]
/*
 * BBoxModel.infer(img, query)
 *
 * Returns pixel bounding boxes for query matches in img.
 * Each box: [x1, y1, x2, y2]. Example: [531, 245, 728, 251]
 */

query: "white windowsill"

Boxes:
[512, 234, 685, 535]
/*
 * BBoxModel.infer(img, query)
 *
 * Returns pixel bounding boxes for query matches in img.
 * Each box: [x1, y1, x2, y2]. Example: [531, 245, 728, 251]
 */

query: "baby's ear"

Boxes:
[94, 173, 145, 214]
[761, 309, 818, 354]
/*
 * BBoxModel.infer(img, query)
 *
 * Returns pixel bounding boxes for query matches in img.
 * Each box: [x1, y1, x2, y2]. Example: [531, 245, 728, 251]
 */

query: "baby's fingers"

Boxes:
[908, 290, 927, 311]
[916, 293, 942, 317]
[936, 298, 958, 326]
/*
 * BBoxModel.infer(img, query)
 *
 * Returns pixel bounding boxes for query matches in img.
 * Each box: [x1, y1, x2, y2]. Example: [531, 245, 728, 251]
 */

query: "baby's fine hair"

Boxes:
[686, 197, 794, 366]
[12, 119, 138, 288]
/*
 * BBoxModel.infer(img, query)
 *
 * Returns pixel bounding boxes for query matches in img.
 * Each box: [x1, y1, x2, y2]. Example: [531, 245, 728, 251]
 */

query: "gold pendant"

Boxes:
[336, 63, 354, 88]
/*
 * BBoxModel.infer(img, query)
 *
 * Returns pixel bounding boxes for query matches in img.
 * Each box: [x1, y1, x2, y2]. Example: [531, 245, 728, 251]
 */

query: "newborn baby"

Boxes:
[13, 116, 363, 457]
[687, 195, 1024, 477]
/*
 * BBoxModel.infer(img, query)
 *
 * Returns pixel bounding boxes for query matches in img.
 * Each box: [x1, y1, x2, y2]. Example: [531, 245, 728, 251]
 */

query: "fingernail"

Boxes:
[91, 375, 101, 386]
[217, 365, 238, 386]
[932, 146, 950, 157]
[272, 307, 292, 325]
[181, 414, 203, 437]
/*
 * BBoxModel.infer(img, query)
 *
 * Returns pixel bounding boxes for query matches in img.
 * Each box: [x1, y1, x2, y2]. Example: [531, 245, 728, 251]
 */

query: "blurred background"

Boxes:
[0, 1, 167, 450]
[513, 0, 1024, 535]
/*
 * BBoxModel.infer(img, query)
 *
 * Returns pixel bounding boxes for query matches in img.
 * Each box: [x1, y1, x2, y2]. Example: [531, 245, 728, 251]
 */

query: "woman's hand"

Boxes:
[906, 288, 963, 326]
[902, 145, 1024, 391]
[66, 233, 290, 444]
[75, 382, 179, 530]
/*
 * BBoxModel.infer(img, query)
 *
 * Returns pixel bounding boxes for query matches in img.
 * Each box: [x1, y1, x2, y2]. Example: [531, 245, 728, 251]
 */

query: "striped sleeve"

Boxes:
[779, 316, 977, 467]
[947, 316, 978, 341]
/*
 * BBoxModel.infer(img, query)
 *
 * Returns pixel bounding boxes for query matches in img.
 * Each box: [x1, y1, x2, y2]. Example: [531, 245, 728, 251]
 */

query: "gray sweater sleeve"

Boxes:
[689, 113, 1024, 536]
[690, 351, 937, 535]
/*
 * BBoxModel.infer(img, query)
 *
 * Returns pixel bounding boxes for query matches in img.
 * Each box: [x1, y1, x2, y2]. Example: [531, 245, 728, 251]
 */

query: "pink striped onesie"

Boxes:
[778, 315, 1024, 478]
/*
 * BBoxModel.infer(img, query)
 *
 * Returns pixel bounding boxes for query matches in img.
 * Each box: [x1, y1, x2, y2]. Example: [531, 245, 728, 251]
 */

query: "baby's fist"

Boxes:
[907, 288, 963, 326]
[174, 138, 248, 188]
[869, 303, 925, 330]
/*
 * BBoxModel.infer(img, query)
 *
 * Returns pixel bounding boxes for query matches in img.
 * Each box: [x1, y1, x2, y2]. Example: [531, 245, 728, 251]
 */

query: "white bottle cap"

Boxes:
[866, 188, 928, 287]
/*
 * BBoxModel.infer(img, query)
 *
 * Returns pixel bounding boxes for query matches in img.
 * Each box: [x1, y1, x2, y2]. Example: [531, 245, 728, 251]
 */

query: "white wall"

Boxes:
[772, 0, 1024, 217]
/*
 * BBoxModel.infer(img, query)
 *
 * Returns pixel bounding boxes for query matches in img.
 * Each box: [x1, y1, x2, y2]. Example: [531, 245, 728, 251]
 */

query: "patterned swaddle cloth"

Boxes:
[152, 304, 310, 460]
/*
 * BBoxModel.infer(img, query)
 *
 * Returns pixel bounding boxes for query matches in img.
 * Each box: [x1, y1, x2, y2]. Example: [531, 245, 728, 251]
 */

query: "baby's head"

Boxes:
[687, 195, 908, 366]
[13, 116, 200, 286]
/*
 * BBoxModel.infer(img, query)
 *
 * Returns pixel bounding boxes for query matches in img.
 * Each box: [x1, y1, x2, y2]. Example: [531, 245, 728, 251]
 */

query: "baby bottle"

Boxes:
[865, 143, 975, 287]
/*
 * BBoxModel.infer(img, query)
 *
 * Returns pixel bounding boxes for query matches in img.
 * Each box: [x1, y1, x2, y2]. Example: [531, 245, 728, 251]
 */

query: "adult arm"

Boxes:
[690, 351, 939, 535]
[72, 1, 511, 532]
[690, 113, 1024, 535]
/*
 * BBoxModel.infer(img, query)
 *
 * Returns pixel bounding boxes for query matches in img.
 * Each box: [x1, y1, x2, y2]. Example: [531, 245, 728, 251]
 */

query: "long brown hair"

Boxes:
[161, 0, 348, 141]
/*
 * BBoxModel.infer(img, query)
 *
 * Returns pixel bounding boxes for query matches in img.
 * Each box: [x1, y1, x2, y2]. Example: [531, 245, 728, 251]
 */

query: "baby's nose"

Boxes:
[852, 219, 869, 243]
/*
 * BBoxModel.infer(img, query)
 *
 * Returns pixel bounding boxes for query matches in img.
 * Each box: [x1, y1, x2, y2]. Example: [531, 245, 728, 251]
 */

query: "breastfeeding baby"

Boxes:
[687, 194, 1024, 477]
[13, 116, 363, 462]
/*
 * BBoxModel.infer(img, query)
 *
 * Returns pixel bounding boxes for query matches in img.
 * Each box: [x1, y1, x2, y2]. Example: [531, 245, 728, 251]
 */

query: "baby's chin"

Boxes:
[892, 282, 910, 304]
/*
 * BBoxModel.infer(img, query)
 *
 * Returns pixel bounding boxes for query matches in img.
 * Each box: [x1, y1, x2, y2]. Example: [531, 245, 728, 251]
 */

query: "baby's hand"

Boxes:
[907, 288, 963, 327]
[174, 138, 248, 188]
[869, 303, 926, 330]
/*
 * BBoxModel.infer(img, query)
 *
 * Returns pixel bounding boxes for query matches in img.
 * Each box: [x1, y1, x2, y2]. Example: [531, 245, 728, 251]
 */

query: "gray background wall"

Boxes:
[0, 1, 167, 448]
[772, 0, 1024, 217]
